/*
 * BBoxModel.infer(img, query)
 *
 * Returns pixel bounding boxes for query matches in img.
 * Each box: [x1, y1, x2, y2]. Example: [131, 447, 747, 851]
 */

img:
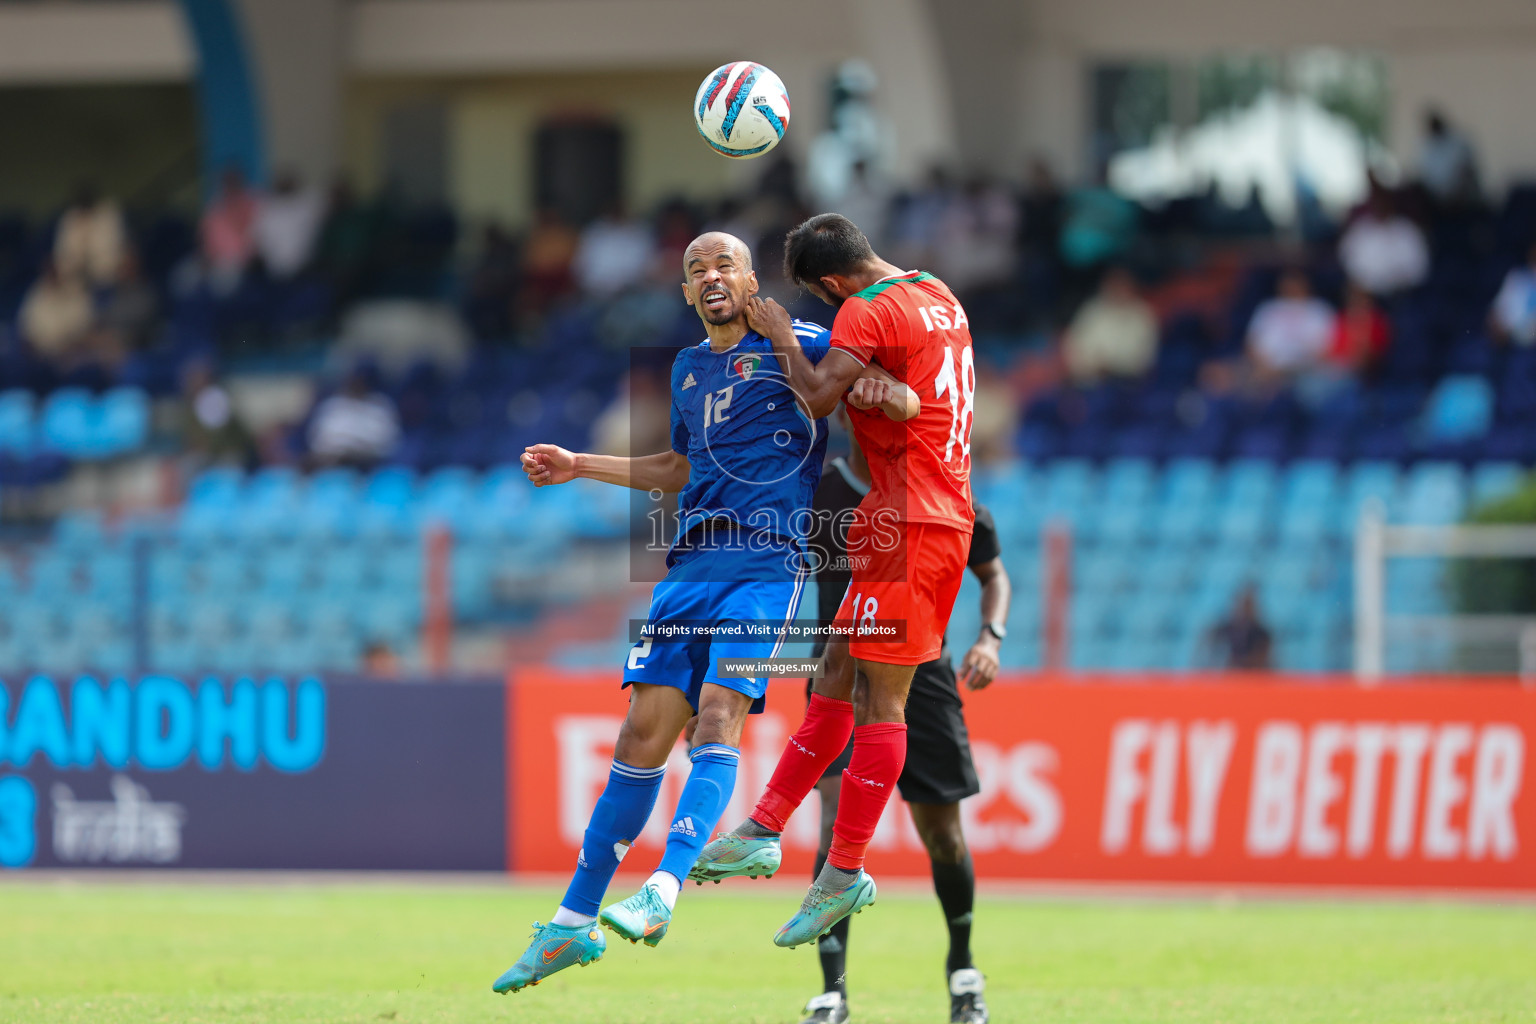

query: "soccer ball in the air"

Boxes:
[694, 61, 791, 159]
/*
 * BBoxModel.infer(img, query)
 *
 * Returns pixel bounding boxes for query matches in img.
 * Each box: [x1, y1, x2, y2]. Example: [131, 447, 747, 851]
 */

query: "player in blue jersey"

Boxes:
[493, 232, 917, 994]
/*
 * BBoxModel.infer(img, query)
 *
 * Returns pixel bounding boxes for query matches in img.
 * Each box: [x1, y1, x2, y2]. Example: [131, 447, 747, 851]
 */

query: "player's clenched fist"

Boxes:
[744, 296, 793, 339]
[845, 376, 894, 410]
[521, 443, 578, 487]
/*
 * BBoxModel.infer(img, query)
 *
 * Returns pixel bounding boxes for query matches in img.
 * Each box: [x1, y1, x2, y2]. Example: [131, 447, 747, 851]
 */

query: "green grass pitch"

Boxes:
[1, 879, 1534, 1023]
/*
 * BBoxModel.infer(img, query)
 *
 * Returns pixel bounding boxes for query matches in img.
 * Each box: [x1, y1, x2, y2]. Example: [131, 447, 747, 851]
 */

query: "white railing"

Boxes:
[1354, 502, 1536, 683]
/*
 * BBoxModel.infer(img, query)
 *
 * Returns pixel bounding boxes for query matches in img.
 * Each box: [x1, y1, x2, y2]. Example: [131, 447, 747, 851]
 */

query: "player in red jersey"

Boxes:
[692, 213, 976, 949]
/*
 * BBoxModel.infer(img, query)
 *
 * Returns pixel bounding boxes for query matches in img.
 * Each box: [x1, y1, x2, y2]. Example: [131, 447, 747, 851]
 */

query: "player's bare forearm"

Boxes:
[973, 557, 1012, 630]
[522, 444, 689, 492]
[856, 365, 920, 421]
[577, 450, 690, 492]
[846, 374, 919, 421]
[746, 297, 863, 417]
[958, 556, 1011, 691]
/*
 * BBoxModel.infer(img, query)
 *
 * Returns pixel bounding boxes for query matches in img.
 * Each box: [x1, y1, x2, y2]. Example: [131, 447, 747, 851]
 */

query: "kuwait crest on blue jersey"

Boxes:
[732, 354, 762, 380]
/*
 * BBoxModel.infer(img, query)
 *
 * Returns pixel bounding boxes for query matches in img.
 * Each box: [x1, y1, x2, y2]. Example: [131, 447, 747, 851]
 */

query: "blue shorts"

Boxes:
[622, 541, 808, 714]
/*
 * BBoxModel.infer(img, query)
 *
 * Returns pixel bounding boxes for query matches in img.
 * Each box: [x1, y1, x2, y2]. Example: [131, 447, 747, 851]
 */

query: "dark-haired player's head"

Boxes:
[782, 213, 877, 307]
[681, 231, 758, 327]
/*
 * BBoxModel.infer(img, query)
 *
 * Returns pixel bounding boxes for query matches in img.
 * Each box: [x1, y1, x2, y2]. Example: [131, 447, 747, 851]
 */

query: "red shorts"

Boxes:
[834, 520, 971, 666]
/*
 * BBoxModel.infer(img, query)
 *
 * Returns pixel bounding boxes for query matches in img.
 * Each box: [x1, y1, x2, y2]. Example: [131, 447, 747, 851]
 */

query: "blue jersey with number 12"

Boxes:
[669, 319, 832, 553]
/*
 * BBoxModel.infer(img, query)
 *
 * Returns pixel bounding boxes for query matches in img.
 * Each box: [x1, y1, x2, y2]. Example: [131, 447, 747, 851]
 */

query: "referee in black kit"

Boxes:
[796, 412, 1011, 1024]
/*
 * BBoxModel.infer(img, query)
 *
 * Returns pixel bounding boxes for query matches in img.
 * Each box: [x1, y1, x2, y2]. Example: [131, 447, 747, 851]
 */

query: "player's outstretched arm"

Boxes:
[849, 365, 920, 421]
[745, 297, 865, 419]
[522, 444, 690, 492]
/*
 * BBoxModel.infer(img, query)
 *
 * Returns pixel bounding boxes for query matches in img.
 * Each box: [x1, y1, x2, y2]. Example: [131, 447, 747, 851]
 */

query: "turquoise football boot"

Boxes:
[687, 830, 782, 884]
[599, 882, 672, 947]
[491, 919, 606, 994]
[773, 871, 877, 948]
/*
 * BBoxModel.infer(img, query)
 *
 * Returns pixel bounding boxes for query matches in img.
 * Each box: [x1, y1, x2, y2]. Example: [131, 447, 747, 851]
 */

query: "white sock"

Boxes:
[647, 870, 681, 911]
[551, 906, 595, 928]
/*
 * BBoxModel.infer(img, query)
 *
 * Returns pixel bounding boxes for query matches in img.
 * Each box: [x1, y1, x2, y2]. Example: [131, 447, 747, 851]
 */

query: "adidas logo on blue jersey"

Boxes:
[682, 373, 698, 389]
[669, 816, 698, 838]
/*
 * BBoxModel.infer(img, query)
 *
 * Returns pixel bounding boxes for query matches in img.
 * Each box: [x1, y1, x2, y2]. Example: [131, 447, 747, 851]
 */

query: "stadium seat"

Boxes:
[1420, 375, 1494, 443]
[188, 467, 245, 507]
[38, 388, 94, 457]
[365, 466, 419, 511]
[1101, 459, 1155, 505]
[0, 390, 34, 454]
[1470, 462, 1527, 507]
[1399, 462, 1466, 525]
[1282, 460, 1339, 507]
[95, 388, 150, 457]
[1163, 459, 1219, 507]
[416, 466, 479, 531]
[1340, 462, 1400, 533]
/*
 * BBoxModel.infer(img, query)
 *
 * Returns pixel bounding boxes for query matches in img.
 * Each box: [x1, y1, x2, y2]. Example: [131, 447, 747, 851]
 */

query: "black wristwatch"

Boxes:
[982, 621, 1007, 641]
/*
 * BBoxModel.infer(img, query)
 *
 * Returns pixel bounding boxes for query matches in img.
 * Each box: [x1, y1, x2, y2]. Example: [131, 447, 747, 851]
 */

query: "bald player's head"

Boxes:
[681, 231, 758, 327]
[683, 231, 753, 275]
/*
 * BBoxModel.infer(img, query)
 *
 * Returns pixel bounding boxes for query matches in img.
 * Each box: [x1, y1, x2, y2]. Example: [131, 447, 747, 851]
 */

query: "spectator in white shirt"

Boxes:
[53, 185, 127, 288]
[307, 370, 401, 469]
[1247, 270, 1336, 378]
[1339, 191, 1430, 297]
[572, 203, 656, 298]
[1489, 242, 1536, 347]
[19, 259, 94, 367]
[1062, 267, 1158, 385]
[254, 170, 326, 280]
[1204, 269, 1337, 398]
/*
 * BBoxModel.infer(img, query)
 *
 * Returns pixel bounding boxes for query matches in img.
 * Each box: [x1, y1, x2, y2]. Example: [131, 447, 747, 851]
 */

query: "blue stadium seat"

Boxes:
[359, 598, 422, 644]
[257, 545, 311, 594]
[416, 466, 478, 531]
[0, 390, 34, 454]
[188, 467, 244, 507]
[1039, 460, 1096, 520]
[95, 388, 150, 457]
[1162, 459, 1218, 507]
[1282, 460, 1339, 507]
[201, 549, 253, 592]
[1420, 375, 1494, 443]
[1470, 462, 1527, 507]
[1340, 462, 1400, 533]
[1277, 499, 1334, 544]
[1399, 462, 1466, 525]
[39, 388, 94, 456]
[1077, 550, 1131, 595]
[1101, 458, 1155, 504]
[364, 466, 419, 510]
[1214, 499, 1271, 543]
[972, 462, 1032, 511]
[569, 477, 632, 540]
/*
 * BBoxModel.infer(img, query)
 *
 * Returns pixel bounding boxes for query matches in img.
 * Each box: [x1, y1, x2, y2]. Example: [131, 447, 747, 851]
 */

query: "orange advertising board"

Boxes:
[507, 671, 1536, 891]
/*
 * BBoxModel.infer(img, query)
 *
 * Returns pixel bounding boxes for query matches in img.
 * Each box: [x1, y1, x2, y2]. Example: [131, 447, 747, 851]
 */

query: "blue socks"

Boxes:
[657, 743, 740, 884]
[561, 759, 666, 916]
[557, 743, 741, 917]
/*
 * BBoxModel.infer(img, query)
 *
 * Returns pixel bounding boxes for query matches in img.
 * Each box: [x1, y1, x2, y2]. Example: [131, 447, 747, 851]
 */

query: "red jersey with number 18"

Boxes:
[830, 270, 975, 532]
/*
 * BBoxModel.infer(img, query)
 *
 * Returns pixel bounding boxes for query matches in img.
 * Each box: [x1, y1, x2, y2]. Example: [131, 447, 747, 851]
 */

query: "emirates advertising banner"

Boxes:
[508, 671, 1536, 891]
[0, 676, 505, 871]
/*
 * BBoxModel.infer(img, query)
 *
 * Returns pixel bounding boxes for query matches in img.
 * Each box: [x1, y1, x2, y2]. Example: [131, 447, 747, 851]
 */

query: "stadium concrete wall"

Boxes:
[4, 671, 1532, 891]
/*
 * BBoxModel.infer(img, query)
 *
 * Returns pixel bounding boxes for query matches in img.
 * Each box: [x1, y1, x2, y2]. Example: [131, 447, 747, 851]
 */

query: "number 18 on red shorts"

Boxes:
[833, 516, 972, 666]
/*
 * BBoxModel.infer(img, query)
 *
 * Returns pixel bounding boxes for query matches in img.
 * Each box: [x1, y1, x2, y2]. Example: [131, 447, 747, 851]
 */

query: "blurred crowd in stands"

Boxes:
[3, 107, 1536, 482]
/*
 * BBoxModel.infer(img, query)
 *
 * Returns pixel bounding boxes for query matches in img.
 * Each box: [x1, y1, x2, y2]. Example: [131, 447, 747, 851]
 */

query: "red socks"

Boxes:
[751, 698, 909, 873]
[751, 693, 854, 832]
[827, 722, 908, 871]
